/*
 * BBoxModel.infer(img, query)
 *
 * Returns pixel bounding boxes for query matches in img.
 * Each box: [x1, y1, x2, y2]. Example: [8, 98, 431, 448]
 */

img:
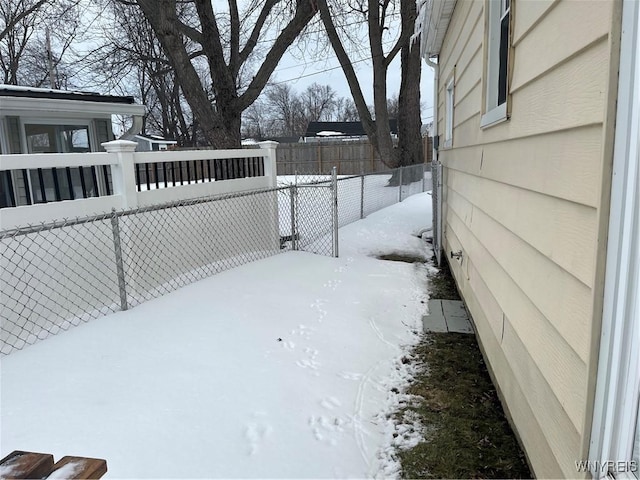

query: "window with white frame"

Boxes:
[482, 0, 510, 127]
[444, 77, 454, 148]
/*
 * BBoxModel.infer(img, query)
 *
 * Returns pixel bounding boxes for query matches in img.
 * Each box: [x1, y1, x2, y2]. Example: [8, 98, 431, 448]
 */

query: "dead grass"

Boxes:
[397, 334, 531, 479]
[376, 252, 429, 264]
[427, 255, 461, 301]
[392, 257, 531, 479]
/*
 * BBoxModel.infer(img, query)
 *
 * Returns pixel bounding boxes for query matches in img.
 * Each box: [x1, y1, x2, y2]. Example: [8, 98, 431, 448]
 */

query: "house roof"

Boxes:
[0, 85, 136, 104]
[134, 134, 178, 144]
[415, 0, 457, 58]
[305, 120, 398, 137]
[0, 84, 146, 117]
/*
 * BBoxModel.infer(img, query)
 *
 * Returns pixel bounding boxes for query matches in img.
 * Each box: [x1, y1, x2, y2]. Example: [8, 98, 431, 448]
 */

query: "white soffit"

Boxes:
[417, 0, 457, 58]
[0, 96, 146, 117]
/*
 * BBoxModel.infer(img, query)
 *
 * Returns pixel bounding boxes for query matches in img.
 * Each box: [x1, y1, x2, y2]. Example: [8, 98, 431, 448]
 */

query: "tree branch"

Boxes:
[229, 0, 240, 75]
[175, 21, 203, 44]
[237, 0, 277, 69]
[238, 0, 318, 110]
[0, 0, 50, 42]
[314, 0, 373, 132]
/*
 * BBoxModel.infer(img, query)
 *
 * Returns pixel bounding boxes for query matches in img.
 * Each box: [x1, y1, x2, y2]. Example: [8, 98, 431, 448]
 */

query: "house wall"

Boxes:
[434, 0, 621, 477]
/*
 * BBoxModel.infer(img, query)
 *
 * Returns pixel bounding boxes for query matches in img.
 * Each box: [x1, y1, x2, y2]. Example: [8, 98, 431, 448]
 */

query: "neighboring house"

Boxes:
[128, 134, 177, 152]
[303, 120, 398, 142]
[242, 136, 302, 145]
[0, 85, 145, 207]
[417, 0, 639, 478]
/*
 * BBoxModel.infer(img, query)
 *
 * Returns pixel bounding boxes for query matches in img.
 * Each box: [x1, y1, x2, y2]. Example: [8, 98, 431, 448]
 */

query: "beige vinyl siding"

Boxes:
[436, 0, 618, 477]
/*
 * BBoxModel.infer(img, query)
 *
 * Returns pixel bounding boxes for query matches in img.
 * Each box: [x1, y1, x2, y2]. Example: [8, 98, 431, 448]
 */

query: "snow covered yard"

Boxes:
[0, 193, 433, 478]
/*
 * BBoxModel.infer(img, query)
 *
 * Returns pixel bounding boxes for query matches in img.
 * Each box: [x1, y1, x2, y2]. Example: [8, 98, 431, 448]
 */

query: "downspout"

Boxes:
[425, 56, 442, 266]
[119, 115, 144, 140]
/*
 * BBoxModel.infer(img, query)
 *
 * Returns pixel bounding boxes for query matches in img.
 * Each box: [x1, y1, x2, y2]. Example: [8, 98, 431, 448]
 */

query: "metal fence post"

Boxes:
[331, 166, 339, 258]
[422, 163, 426, 192]
[289, 184, 298, 250]
[398, 166, 404, 202]
[110, 209, 128, 311]
[360, 174, 365, 219]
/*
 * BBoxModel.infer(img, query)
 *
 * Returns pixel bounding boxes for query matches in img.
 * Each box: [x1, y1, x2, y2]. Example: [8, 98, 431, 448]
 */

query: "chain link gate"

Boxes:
[281, 167, 338, 257]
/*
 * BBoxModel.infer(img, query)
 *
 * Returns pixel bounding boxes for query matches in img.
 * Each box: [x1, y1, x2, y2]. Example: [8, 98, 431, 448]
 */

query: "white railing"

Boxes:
[0, 140, 278, 231]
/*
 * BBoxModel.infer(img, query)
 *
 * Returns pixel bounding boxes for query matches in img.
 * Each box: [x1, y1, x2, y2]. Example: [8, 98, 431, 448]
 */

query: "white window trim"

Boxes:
[480, 103, 508, 128]
[19, 117, 96, 154]
[482, 0, 510, 129]
[17, 118, 110, 201]
[444, 77, 454, 148]
[0, 118, 7, 154]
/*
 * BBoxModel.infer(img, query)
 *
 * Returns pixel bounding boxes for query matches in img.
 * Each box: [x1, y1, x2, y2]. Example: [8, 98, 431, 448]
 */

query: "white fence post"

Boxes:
[102, 140, 138, 209]
[258, 141, 279, 188]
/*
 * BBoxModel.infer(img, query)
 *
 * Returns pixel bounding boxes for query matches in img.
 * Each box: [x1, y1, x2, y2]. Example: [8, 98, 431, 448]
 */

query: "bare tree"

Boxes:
[333, 97, 359, 121]
[86, 2, 198, 145]
[0, 0, 48, 42]
[300, 82, 337, 122]
[386, 94, 399, 119]
[396, 0, 423, 172]
[315, 0, 422, 172]
[241, 98, 268, 139]
[0, 0, 82, 88]
[129, 0, 319, 148]
[264, 83, 304, 136]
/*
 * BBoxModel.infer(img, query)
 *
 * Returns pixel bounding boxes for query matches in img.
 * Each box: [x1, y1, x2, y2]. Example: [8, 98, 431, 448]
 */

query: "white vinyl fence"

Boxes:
[1, 145, 430, 355]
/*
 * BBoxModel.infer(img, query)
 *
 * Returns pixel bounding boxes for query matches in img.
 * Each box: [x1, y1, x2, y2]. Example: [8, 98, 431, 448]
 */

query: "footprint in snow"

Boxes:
[320, 396, 342, 410]
[338, 371, 363, 381]
[296, 358, 320, 370]
[308, 414, 350, 445]
[310, 299, 328, 322]
[323, 279, 341, 290]
[244, 420, 273, 456]
[280, 340, 295, 350]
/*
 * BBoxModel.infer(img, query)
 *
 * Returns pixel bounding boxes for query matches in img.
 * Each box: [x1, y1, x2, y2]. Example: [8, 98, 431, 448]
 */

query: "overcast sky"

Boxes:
[272, 46, 435, 125]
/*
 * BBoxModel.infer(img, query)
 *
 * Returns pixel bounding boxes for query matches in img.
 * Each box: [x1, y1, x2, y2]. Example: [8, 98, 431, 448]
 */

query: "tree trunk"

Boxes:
[136, 0, 316, 149]
[392, 0, 424, 184]
[317, 0, 400, 169]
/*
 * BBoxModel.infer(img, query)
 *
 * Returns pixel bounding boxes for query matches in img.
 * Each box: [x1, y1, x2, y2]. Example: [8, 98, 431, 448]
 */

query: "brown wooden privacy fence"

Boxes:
[275, 137, 433, 175]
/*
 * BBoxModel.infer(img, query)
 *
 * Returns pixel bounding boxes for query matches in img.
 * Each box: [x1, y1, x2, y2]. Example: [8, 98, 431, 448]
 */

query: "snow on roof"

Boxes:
[0, 84, 137, 105]
[316, 130, 345, 136]
[135, 134, 178, 143]
[0, 84, 98, 95]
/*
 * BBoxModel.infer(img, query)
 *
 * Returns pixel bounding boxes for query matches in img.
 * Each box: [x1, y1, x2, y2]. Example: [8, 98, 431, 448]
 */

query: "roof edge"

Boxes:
[0, 85, 137, 104]
[416, 0, 457, 58]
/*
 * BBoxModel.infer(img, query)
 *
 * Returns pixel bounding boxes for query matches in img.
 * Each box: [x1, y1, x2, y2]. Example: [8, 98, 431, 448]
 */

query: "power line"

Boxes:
[255, 12, 401, 45]
[270, 56, 372, 85]
[272, 38, 397, 75]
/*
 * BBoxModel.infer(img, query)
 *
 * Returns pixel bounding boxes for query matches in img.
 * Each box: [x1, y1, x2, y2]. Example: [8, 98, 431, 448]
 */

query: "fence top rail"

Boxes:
[133, 148, 268, 164]
[0, 152, 113, 170]
[0, 184, 292, 239]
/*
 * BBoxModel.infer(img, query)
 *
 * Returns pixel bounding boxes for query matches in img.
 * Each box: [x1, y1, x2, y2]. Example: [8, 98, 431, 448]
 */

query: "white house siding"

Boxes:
[435, 0, 621, 477]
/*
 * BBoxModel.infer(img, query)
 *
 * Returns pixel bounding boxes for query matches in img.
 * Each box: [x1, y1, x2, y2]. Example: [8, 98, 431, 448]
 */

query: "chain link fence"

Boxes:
[1, 164, 431, 355]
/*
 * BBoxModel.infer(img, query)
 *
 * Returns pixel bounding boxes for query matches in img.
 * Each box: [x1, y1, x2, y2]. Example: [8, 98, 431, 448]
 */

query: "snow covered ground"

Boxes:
[0, 193, 433, 478]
